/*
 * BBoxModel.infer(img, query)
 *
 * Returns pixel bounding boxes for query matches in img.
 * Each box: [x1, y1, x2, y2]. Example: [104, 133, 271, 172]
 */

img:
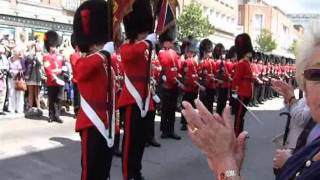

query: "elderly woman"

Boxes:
[8, 47, 25, 113]
[182, 23, 320, 179]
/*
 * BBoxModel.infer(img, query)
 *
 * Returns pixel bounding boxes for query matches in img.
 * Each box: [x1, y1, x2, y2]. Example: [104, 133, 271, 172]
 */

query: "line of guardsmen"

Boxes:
[109, 28, 297, 154]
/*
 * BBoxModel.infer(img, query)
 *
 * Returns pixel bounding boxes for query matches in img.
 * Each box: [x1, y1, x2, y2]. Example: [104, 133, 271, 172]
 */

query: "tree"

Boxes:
[288, 39, 298, 56]
[256, 29, 277, 52]
[176, 2, 214, 40]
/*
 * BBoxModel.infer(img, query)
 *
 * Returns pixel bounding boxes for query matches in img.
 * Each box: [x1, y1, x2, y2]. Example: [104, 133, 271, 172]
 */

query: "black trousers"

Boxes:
[47, 86, 63, 120]
[80, 127, 113, 180]
[216, 87, 229, 115]
[146, 111, 156, 142]
[181, 91, 198, 125]
[160, 88, 179, 134]
[252, 83, 260, 104]
[259, 84, 266, 102]
[73, 83, 80, 116]
[122, 105, 151, 180]
[200, 88, 216, 113]
[234, 96, 250, 137]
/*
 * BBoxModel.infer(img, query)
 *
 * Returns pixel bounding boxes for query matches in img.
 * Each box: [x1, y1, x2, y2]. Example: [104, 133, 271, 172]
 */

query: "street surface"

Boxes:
[0, 97, 288, 180]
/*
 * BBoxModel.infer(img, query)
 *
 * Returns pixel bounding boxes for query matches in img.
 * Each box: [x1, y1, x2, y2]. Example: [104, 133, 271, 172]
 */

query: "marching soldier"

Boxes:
[118, 0, 156, 179]
[180, 41, 200, 131]
[73, 0, 116, 179]
[199, 39, 216, 113]
[158, 27, 182, 140]
[214, 43, 231, 115]
[43, 30, 64, 123]
[232, 33, 255, 137]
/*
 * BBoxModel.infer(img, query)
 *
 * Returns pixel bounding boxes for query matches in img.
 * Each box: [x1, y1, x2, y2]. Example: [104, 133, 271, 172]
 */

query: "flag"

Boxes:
[113, 0, 135, 42]
[156, 0, 179, 34]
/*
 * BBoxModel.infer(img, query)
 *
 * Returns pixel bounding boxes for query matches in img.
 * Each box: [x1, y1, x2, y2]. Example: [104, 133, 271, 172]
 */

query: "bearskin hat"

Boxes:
[70, 33, 77, 49]
[159, 25, 176, 43]
[123, 0, 154, 41]
[184, 40, 197, 54]
[235, 33, 254, 60]
[44, 30, 61, 52]
[213, 43, 225, 59]
[226, 46, 237, 60]
[73, 0, 112, 52]
[199, 39, 213, 59]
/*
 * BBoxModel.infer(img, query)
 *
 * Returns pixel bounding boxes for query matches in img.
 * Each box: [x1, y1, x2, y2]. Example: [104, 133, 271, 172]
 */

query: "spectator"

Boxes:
[181, 21, 320, 180]
[25, 52, 42, 114]
[0, 45, 9, 115]
[8, 47, 25, 114]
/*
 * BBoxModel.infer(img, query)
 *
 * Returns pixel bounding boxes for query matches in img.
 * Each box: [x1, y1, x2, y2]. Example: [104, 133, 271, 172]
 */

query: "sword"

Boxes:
[231, 95, 264, 125]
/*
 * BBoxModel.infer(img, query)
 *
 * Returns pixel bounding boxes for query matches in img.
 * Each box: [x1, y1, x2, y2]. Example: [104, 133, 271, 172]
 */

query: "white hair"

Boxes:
[296, 19, 320, 90]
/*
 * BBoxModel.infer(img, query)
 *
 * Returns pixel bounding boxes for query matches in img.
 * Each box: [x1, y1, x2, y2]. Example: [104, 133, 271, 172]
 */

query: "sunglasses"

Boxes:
[304, 69, 320, 81]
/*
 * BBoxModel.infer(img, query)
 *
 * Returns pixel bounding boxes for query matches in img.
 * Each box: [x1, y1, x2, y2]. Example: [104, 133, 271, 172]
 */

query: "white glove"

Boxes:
[146, 33, 157, 47]
[55, 77, 65, 86]
[102, 41, 115, 55]
[61, 66, 68, 72]
[162, 75, 167, 82]
[232, 91, 238, 99]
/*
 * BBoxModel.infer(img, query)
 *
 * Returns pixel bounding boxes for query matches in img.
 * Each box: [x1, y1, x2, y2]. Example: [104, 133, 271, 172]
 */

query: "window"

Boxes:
[254, 14, 263, 32]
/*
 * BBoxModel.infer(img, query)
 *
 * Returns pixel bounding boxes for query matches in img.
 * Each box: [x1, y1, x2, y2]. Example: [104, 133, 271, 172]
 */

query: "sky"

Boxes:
[265, 0, 320, 14]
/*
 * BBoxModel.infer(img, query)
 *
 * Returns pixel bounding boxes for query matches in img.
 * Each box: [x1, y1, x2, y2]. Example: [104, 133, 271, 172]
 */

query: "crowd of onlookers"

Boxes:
[0, 35, 74, 117]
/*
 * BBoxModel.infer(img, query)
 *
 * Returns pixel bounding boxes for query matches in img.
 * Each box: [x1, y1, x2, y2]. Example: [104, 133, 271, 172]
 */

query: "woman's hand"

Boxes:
[182, 99, 248, 175]
[271, 80, 294, 103]
[273, 149, 292, 169]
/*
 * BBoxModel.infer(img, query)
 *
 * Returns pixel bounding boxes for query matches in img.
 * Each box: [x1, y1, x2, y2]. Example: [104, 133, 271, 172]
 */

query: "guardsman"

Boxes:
[214, 43, 231, 115]
[225, 46, 238, 114]
[232, 33, 254, 137]
[180, 41, 200, 131]
[73, 1, 116, 179]
[158, 27, 182, 140]
[199, 39, 216, 113]
[118, 0, 156, 179]
[69, 34, 81, 117]
[250, 54, 262, 107]
[43, 30, 64, 123]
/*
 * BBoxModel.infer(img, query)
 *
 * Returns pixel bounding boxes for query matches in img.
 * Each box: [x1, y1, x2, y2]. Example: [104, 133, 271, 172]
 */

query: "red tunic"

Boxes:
[43, 53, 63, 87]
[158, 49, 181, 89]
[182, 58, 199, 93]
[151, 58, 161, 83]
[215, 60, 231, 88]
[232, 59, 254, 98]
[117, 40, 154, 111]
[74, 52, 114, 131]
[199, 58, 217, 89]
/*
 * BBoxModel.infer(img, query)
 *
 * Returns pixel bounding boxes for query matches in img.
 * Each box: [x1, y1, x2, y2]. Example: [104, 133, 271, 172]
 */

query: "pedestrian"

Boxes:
[25, 50, 42, 115]
[118, 0, 156, 179]
[0, 45, 9, 115]
[158, 27, 182, 140]
[8, 46, 25, 114]
[73, 0, 116, 179]
[43, 30, 64, 123]
[232, 33, 255, 137]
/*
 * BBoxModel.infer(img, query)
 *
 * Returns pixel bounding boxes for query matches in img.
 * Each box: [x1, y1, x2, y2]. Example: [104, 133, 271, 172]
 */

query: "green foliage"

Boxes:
[288, 39, 298, 56]
[176, 2, 214, 40]
[256, 29, 277, 52]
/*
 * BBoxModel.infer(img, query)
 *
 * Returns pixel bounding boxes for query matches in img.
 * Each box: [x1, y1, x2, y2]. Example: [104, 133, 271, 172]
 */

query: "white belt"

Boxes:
[80, 95, 115, 148]
[124, 74, 151, 118]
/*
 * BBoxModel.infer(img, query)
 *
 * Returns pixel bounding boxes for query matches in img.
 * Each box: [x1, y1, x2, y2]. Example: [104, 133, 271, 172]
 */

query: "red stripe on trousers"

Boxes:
[122, 106, 132, 180]
[81, 130, 88, 180]
[235, 96, 244, 137]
